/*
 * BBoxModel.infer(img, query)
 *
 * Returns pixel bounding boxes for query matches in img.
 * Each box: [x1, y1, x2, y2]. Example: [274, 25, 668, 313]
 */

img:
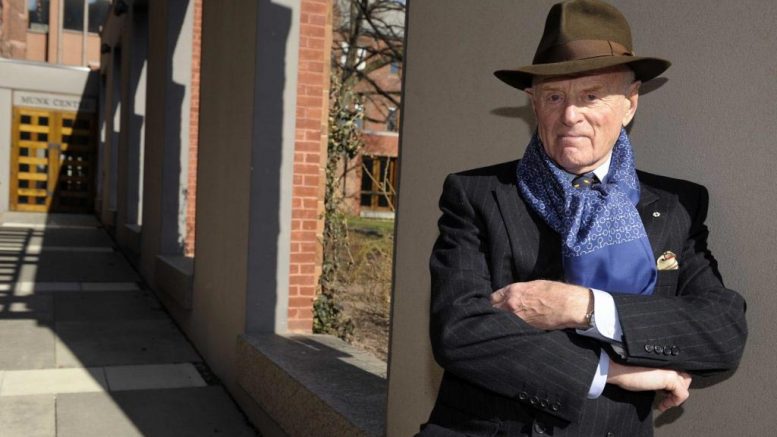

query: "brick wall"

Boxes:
[287, 0, 331, 332]
[0, 0, 28, 59]
[184, 0, 202, 256]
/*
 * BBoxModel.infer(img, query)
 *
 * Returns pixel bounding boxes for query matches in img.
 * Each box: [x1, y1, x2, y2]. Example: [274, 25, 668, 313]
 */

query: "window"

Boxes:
[360, 156, 398, 210]
[63, 0, 111, 33]
[63, 0, 84, 31]
[339, 42, 367, 71]
[354, 103, 364, 130]
[28, 0, 50, 31]
[386, 107, 398, 132]
[390, 62, 400, 75]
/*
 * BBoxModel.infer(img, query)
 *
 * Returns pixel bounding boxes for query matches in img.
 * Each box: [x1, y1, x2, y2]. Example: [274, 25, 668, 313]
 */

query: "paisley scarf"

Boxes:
[516, 129, 656, 295]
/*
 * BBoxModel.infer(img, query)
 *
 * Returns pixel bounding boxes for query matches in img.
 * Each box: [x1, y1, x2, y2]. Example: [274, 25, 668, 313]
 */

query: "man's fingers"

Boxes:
[658, 372, 692, 412]
[490, 287, 507, 305]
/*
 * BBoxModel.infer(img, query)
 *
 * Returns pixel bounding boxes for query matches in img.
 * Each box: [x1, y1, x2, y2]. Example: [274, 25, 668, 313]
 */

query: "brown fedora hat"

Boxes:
[494, 0, 670, 90]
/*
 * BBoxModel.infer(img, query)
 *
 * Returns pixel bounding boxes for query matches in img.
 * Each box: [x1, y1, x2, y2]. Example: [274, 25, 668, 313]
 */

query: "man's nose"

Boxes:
[561, 103, 582, 125]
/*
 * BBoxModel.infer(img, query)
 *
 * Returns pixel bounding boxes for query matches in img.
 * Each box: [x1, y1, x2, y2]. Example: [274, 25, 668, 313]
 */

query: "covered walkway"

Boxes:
[0, 213, 256, 436]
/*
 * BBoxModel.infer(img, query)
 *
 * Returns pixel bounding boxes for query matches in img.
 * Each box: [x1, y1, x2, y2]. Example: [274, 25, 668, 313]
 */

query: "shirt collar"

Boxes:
[562, 152, 612, 182]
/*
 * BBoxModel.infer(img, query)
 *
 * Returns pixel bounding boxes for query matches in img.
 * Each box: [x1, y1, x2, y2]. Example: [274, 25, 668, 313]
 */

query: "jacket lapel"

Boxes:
[494, 183, 562, 281]
[494, 179, 668, 281]
[637, 183, 664, 256]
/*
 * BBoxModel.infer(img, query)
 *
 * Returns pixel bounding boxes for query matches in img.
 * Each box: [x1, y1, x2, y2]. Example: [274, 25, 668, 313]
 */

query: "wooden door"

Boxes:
[9, 108, 96, 213]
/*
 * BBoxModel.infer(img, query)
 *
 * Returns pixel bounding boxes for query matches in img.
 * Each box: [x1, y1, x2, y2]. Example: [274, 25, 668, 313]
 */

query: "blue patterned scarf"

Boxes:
[516, 129, 656, 295]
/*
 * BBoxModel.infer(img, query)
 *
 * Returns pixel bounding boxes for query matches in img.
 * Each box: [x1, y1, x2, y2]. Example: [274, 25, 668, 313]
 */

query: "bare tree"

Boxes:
[315, 1, 404, 337]
[332, 0, 404, 123]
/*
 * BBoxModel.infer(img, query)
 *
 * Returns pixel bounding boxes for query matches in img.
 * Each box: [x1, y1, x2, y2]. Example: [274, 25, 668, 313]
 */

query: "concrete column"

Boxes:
[99, 47, 120, 227]
[245, 0, 299, 333]
[184, 0, 299, 390]
[128, 6, 147, 226]
[116, 3, 147, 252]
[140, 0, 193, 278]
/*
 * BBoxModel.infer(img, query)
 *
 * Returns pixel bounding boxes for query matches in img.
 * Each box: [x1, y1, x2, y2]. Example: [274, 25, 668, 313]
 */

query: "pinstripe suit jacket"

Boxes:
[423, 160, 747, 436]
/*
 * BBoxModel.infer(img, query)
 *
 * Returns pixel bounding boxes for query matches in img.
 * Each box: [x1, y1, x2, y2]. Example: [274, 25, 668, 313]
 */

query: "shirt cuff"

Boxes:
[576, 288, 623, 342]
[587, 350, 609, 399]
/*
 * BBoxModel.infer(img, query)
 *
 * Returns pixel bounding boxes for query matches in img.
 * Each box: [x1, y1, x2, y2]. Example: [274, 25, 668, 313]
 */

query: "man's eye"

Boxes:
[547, 94, 562, 103]
[586, 94, 598, 101]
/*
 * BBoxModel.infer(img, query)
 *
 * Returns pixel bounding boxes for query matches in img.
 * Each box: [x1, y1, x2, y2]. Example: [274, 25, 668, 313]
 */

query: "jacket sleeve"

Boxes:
[613, 184, 748, 373]
[429, 173, 599, 423]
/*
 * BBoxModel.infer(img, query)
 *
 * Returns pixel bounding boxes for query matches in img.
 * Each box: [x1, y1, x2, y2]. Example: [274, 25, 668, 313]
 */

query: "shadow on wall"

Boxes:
[245, 0, 291, 333]
[158, 0, 189, 256]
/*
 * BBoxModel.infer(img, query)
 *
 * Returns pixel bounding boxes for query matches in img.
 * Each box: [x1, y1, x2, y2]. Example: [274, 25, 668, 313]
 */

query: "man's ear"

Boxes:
[622, 81, 641, 126]
[525, 88, 537, 115]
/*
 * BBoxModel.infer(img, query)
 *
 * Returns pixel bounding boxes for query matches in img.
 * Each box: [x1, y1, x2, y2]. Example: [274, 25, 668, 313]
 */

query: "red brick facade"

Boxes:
[0, 0, 28, 59]
[0, 0, 102, 66]
[333, 33, 402, 216]
[184, 0, 202, 256]
[287, 0, 331, 332]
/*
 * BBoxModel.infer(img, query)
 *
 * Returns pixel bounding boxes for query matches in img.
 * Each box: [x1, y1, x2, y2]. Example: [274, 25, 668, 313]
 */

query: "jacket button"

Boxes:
[606, 432, 615, 437]
[644, 344, 654, 353]
[519, 391, 528, 400]
[663, 346, 672, 356]
[540, 399, 548, 408]
[530, 396, 539, 406]
[654, 345, 664, 354]
[533, 422, 546, 434]
[552, 402, 561, 411]
[671, 346, 680, 356]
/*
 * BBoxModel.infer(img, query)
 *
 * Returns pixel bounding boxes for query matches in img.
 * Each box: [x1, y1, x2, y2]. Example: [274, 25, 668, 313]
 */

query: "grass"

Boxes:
[347, 215, 395, 236]
[337, 216, 395, 361]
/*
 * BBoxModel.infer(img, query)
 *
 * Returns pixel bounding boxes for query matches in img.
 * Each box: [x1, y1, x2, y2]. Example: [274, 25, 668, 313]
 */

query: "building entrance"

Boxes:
[9, 107, 96, 213]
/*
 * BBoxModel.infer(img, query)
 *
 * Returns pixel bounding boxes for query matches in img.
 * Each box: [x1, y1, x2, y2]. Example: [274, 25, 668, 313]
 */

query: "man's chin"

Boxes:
[555, 156, 597, 175]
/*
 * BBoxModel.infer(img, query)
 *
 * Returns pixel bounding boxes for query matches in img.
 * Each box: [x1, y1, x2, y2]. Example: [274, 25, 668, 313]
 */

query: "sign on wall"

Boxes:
[13, 91, 96, 114]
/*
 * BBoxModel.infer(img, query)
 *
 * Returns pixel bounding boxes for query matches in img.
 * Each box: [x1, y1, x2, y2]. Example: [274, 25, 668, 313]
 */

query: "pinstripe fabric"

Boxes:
[422, 161, 747, 436]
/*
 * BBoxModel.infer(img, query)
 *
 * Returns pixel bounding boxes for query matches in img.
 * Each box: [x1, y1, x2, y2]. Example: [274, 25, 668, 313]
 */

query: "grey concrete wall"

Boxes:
[100, 48, 121, 224]
[245, 0, 299, 333]
[184, 0, 299, 392]
[387, 1, 776, 435]
[113, 3, 147, 251]
[140, 0, 193, 279]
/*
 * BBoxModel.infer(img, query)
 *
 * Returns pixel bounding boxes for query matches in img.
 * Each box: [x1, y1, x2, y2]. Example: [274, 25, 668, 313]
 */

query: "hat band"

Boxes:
[535, 39, 634, 64]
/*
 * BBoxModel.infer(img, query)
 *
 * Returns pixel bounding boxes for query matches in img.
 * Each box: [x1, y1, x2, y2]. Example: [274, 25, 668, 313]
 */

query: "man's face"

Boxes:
[527, 68, 640, 175]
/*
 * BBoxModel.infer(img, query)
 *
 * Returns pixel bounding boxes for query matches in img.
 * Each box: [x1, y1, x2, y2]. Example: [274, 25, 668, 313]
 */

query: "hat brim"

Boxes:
[494, 56, 671, 90]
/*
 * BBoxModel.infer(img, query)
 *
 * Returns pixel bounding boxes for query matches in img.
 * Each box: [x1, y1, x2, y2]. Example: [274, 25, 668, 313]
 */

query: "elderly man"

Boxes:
[420, 1, 747, 436]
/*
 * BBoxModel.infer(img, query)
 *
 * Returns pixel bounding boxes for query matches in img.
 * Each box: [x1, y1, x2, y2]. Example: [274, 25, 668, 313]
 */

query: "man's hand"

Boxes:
[608, 360, 692, 412]
[490, 280, 592, 330]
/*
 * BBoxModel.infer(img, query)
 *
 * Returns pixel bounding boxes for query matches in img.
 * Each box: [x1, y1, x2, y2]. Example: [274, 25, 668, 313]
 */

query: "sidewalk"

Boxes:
[0, 213, 257, 437]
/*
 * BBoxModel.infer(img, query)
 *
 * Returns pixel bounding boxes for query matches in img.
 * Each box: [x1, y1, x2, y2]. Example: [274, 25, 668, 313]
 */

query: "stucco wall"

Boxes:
[387, 1, 776, 435]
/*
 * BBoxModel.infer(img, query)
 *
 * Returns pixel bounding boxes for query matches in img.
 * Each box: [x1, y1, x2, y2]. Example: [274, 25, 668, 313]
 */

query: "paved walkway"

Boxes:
[0, 213, 257, 437]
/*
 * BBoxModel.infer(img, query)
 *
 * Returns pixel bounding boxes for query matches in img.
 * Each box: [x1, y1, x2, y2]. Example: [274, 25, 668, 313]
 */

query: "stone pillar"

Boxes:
[116, 2, 147, 253]
[140, 0, 193, 278]
[99, 46, 121, 228]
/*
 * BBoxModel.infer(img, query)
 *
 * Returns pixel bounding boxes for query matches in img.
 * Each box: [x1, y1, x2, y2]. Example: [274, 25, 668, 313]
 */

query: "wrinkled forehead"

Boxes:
[531, 66, 634, 90]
